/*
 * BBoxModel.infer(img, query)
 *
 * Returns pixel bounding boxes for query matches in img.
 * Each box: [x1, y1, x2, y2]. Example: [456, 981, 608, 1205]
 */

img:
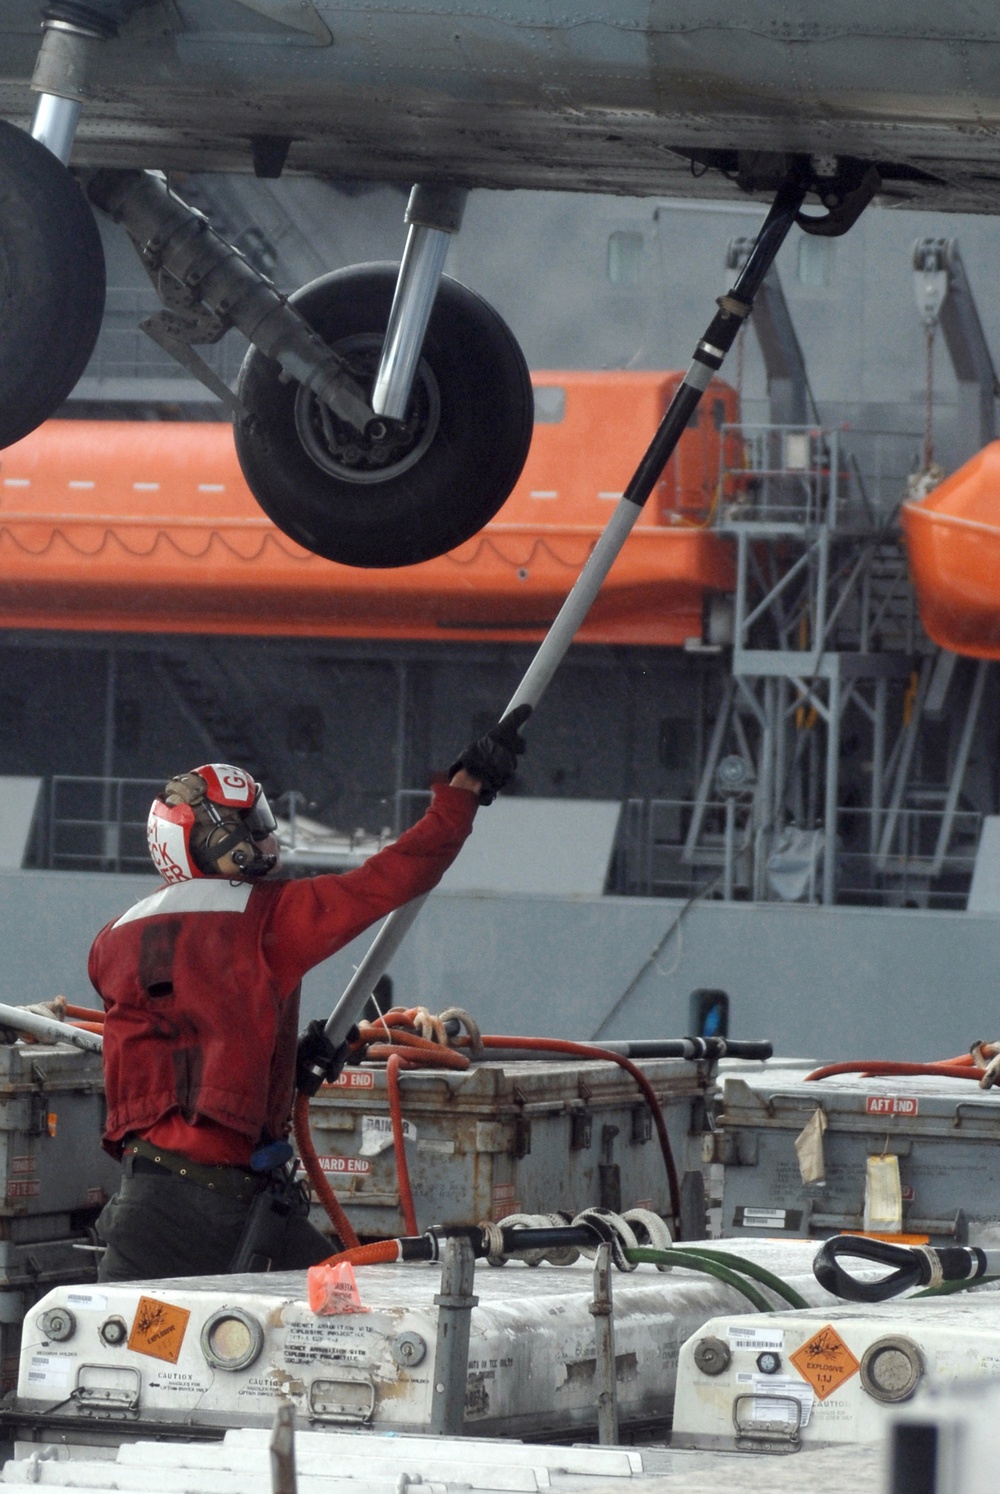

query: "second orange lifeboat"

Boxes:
[902, 442, 1000, 658]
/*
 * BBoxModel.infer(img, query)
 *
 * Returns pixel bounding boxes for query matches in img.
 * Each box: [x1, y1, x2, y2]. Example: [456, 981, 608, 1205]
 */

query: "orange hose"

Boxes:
[68, 1021, 105, 1035]
[367, 1036, 469, 1069]
[292, 1091, 360, 1250]
[386, 1053, 419, 1235]
[805, 1060, 986, 1082]
[477, 1035, 682, 1233]
[65, 1005, 104, 1022]
[320, 1239, 402, 1269]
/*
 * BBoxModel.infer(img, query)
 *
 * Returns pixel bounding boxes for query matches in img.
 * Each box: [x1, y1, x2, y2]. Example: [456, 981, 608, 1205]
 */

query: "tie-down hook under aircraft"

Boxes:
[0, 1, 995, 567]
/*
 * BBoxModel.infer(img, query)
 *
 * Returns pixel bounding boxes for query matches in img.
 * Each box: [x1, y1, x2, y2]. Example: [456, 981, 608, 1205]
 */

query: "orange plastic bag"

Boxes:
[307, 1260, 370, 1316]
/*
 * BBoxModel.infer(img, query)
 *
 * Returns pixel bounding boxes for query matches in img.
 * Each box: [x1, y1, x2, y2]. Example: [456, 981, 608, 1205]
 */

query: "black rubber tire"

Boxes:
[233, 265, 534, 568]
[0, 121, 106, 450]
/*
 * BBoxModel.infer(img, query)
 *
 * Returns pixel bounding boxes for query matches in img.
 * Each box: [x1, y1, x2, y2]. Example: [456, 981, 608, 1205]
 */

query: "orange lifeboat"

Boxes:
[0, 371, 736, 646]
[902, 443, 1000, 659]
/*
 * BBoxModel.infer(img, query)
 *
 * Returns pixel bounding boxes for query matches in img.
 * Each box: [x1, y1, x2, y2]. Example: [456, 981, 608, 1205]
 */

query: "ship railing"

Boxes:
[39, 780, 982, 911]
[716, 423, 918, 532]
[613, 797, 980, 909]
[45, 775, 164, 874]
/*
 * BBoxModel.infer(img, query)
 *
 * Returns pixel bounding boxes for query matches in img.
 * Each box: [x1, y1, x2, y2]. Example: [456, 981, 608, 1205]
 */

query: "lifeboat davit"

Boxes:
[902, 443, 1000, 659]
[0, 372, 736, 646]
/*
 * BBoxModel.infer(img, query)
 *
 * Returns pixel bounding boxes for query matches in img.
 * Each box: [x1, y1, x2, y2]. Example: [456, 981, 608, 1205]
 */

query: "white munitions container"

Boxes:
[0, 1424, 884, 1494]
[13, 1240, 861, 1450]
[672, 1288, 1000, 1453]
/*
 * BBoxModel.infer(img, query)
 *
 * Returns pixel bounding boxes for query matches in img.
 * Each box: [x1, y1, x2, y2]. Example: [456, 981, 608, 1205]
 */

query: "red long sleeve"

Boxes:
[259, 783, 477, 991]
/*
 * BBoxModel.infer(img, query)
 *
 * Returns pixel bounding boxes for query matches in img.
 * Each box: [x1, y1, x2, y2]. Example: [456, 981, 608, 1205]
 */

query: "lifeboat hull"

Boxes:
[0, 393, 735, 647]
[902, 442, 1000, 659]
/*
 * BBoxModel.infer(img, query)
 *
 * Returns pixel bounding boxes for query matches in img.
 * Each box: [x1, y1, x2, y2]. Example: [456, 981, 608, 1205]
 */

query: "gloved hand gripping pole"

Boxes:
[309, 171, 810, 1066]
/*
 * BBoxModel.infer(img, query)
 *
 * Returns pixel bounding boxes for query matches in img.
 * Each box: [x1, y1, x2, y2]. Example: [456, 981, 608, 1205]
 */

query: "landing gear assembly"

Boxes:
[3, 3, 879, 570]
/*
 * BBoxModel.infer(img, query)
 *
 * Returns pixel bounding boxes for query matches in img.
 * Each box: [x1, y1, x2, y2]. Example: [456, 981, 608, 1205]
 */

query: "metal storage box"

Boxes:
[672, 1290, 1000, 1453]
[0, 1041, 119, 1393]
[10, 1240, 871, 1448]
[308, 1056, 714, 1238]
[714, 1066, 1000, 1244]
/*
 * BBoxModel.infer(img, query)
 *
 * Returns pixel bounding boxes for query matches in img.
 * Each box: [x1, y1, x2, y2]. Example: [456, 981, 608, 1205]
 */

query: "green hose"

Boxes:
[912, 1274, 1000, 1299]
[626, 1246, 774, 1312]
[676, 1245, 810, 1310]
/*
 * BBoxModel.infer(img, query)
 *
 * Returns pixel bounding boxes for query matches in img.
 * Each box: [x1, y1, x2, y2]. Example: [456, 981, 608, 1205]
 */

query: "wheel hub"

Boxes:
[293, 334, 441, 485]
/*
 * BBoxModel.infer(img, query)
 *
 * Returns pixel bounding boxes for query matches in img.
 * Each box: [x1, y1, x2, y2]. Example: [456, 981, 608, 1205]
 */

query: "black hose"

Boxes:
[813, 1234, 988, 1303]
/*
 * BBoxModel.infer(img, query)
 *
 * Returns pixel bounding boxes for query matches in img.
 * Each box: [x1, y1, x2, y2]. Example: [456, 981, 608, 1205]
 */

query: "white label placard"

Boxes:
[359, 1114, 416, 1157]
[26, 1354, 72, 1390]
[736, 1372, 814, 1427]
[728, 1324, 785, 1351]
[64, 1293, 107, 1312]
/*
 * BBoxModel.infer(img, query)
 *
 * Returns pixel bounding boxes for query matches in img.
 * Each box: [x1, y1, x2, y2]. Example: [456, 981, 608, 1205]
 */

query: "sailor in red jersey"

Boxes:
[89, 710, 528, 1281]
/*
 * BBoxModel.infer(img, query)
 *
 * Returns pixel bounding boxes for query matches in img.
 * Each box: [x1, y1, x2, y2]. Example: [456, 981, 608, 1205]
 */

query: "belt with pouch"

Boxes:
[123, 1138, 266, 1202]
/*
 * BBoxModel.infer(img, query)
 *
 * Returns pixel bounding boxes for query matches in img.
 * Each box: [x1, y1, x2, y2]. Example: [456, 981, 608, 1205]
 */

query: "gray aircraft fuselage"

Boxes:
[2, 1, 1000, 210]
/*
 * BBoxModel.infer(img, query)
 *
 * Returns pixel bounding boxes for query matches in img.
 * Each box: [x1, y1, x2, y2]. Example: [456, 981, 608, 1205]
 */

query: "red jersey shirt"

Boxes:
[89, 785, 476, 1164]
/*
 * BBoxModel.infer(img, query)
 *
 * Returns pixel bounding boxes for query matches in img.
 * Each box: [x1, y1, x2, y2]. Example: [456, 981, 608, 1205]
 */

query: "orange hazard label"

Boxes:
[127, 1296, 191, 1364]
[790, 1324, 860, 1401]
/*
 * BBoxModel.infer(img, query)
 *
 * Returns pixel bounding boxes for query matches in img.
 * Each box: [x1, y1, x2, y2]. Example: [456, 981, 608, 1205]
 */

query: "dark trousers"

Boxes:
[96, 1171, 336, 1282]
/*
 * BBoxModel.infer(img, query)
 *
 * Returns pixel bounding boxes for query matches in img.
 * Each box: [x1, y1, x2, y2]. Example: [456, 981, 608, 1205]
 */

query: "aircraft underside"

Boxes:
[4, 0, 1000, 565]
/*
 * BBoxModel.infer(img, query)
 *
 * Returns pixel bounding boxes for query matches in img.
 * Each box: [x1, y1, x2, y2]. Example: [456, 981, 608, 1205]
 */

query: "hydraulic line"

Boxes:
[386, 1053, 418, 1235]
[292, 1091, 359, 1251]
[624, 1246, 774, 1311]
[806, 1060, 985, 1083]
[677, 1245, 810, 1309]
[315, 1219, 786, 1314]
[813, 1233, 1000, 1303]
[913, 1276, 1000, 1299]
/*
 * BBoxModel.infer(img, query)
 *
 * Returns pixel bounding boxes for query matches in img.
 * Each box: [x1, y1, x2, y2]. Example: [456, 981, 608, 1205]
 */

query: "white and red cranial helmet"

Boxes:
[147, 763, 278, 883]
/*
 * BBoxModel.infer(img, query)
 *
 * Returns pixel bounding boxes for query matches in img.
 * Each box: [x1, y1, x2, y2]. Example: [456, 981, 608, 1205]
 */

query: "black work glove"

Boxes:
[449, 703, 532, 805]
[295, 1020, 356, 1097]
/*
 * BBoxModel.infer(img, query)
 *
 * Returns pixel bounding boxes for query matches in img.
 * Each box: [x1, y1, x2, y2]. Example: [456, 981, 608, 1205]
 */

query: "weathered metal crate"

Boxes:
[0, 1041, 120, 1400]
[306, 1055, 713, 1238]
[715, 1065, 1000, 1244]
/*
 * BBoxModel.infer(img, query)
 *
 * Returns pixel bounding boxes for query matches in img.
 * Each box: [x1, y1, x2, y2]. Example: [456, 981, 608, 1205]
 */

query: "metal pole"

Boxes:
[871, 676, 887, 856]
[723, 798, 736, 901]
[0, 1003, 101, 1052]
[823, 671, 842, 905]
[322, 172, 809, 1048]
[930, 658, 988, 877]
[101, 650, 117, 871]
[590, 1243, 619, 1445]
[429, 1236, 478, 1437]
[270, 1404, 297, 1494]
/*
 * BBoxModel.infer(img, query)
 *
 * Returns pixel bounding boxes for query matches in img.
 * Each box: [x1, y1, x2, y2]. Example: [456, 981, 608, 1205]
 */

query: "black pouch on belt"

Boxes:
[229, 1161, 309, 1273]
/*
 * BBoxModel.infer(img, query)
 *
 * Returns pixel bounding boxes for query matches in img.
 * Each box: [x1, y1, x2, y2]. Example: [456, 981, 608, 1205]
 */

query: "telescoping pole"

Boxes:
[321, 172, 809, 1051]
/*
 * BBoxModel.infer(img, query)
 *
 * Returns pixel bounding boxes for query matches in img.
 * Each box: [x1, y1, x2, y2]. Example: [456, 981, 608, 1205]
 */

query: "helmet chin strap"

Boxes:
[199, 822, 276, 879]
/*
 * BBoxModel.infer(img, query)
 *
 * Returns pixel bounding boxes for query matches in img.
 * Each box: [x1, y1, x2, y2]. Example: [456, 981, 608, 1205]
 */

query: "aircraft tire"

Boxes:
[0, 121, 106, 450]
[233, 264, 533, 568]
